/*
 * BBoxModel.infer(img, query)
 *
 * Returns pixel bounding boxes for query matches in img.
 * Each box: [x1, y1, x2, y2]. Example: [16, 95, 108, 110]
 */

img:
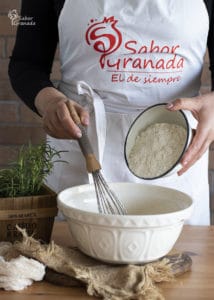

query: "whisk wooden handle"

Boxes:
[66, 101, 101, 173]
[85, 154, 101, 173]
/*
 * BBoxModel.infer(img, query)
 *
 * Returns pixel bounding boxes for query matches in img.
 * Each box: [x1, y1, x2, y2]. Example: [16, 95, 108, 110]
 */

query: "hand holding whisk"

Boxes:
[66, 100, 127, 215]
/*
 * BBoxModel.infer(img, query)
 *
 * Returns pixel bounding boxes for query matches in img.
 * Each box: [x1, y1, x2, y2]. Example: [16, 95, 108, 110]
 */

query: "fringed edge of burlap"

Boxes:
[85, 259, 174, 300]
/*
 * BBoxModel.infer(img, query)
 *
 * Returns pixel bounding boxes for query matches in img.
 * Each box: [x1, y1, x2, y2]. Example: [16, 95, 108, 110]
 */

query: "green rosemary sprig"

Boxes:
[0, 142, 66, 197]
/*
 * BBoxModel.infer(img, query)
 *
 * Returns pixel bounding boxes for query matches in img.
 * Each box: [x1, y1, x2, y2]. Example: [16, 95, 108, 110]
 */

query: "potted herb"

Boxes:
[0, 142, 64, 243]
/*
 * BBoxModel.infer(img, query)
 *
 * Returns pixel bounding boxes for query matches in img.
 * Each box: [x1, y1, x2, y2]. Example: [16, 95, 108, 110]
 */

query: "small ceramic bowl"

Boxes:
[57, 182, 193, 264]
[124, 103, 192, 179]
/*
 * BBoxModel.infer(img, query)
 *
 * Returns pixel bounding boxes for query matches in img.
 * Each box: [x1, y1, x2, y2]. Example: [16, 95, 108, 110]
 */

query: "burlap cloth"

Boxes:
[1, 227, 192, 300]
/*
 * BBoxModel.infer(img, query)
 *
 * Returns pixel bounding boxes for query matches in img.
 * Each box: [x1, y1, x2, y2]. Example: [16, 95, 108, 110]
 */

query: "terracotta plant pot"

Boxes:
[0, 185, 58, 243]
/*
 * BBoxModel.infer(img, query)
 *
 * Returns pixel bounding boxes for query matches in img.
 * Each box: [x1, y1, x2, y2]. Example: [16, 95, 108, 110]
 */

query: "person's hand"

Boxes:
[35, 87, 89, 139]
[166, 92, 214, 175]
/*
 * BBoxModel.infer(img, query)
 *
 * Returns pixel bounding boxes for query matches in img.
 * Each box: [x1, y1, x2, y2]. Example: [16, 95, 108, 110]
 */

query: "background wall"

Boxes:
[0, 0, 214, 223]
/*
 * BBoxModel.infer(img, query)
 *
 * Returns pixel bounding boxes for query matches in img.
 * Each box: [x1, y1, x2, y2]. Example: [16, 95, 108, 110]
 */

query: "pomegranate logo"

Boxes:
[86, 16, 122, 69]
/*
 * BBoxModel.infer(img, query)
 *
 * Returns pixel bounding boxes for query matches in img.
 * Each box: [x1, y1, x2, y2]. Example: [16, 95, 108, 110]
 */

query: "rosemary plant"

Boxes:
[0, 142, 65, 197]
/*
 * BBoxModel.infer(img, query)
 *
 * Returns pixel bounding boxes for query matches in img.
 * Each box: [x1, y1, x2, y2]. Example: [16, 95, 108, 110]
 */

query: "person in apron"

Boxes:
[9, 0, 214, 225]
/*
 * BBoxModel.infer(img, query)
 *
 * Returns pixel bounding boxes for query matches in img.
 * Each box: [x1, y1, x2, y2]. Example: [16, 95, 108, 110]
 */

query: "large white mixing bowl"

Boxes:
[57, 183, 193, 264]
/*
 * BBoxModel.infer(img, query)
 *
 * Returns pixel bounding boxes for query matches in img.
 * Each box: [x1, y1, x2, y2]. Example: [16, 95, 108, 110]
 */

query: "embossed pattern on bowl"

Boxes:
[57, 183, 193, 264]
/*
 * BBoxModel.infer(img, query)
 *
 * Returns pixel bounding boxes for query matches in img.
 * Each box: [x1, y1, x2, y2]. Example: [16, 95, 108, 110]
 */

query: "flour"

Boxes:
[128, 123, 187, 178]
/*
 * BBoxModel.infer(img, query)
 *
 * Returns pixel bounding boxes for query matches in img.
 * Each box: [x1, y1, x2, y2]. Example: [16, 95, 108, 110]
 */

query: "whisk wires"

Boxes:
[92, 171, 127, 215]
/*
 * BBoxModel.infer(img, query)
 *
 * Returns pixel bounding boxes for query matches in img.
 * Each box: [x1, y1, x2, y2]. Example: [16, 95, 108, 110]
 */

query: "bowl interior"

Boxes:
[57, 182, 193, 217]
[124, 104, 190, 179]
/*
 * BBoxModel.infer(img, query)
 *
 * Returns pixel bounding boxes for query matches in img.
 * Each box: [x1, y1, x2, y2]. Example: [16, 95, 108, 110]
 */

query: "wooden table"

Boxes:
[1, 222, 214, 300]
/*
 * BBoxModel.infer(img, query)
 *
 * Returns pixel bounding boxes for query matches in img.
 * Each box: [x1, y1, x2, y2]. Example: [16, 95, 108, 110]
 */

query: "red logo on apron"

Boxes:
[85, 16, 184, 85]
[86, 16, 122, 68]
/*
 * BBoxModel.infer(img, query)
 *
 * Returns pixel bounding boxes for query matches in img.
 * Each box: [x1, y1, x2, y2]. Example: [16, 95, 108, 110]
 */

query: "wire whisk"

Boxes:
[66, 101, 127, 215]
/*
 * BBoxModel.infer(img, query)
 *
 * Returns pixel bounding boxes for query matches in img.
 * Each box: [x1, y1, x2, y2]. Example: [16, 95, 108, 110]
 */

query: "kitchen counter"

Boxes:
[0, 222, 214, 300]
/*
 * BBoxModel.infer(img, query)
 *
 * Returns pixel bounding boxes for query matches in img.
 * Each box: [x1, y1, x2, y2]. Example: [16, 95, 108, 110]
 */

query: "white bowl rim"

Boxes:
[57, 182, 193, 222]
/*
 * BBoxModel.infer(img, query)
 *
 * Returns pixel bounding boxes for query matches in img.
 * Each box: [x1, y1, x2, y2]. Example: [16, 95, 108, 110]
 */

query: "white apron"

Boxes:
[47, 0, 210, 225]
